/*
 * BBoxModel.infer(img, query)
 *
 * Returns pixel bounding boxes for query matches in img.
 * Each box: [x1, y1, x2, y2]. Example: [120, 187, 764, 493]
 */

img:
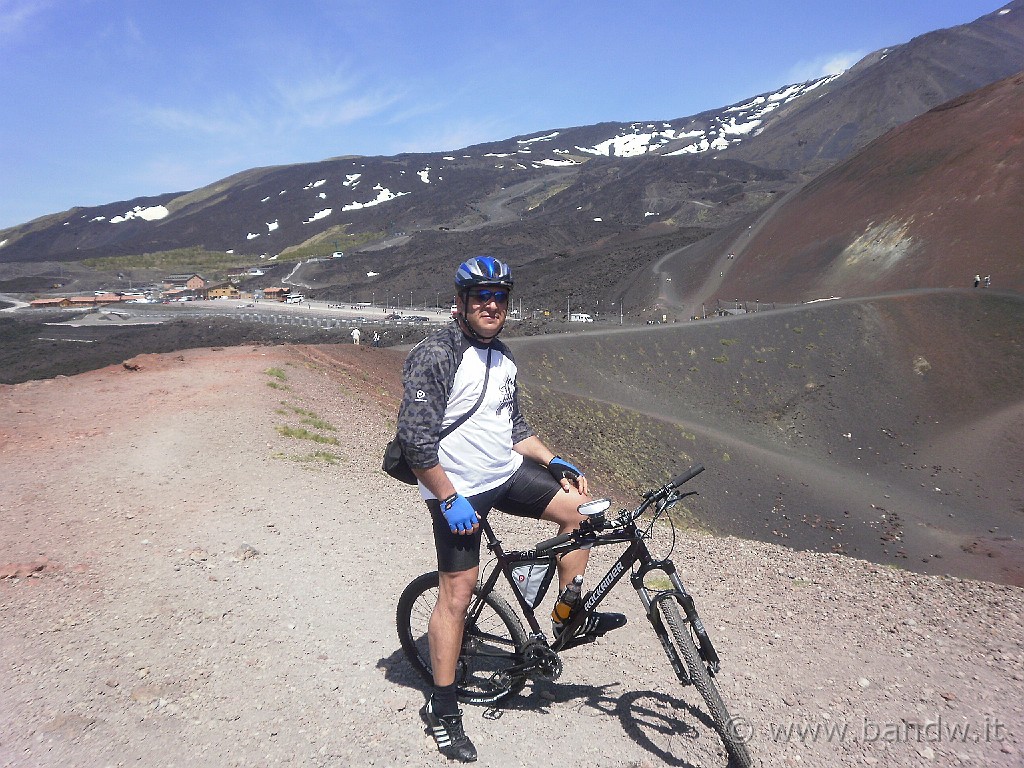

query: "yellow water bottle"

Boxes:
[551, 575, 584, 626]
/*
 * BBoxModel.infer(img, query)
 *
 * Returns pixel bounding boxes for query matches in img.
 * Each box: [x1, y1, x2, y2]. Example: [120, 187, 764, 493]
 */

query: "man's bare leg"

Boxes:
[540, 486, 592, 590]
[428, 568, 478, 685]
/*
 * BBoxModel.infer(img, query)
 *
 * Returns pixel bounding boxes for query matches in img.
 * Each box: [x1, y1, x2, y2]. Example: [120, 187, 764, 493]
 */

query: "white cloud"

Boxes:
[142, 105, 246, 136]
[135, 64, 399, 149]
[274, 70, 360, 109]
[0, 0, 53, 38]
[129, 157, 236, 200]
[267, 63, 402, 130]
[787, 50, 864, 82]
[392, 117, 511, 155]
[291, 92, 399, 130]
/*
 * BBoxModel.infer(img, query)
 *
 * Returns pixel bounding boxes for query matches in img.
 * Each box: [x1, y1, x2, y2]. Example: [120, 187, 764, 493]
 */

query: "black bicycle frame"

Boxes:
[470, 514, 720, 667]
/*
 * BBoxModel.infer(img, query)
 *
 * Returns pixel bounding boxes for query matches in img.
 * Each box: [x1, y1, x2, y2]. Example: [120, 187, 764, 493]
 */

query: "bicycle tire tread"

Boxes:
[662, 600, 754, 767]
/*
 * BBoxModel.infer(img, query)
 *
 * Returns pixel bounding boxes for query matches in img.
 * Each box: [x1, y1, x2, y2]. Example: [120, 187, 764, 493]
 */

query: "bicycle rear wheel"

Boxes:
[660, 600, 753, 767]
[396, 571, 529, 705]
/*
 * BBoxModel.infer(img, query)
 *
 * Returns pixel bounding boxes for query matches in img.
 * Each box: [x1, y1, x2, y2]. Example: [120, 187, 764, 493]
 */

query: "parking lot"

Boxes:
[61, 297, 455, 329]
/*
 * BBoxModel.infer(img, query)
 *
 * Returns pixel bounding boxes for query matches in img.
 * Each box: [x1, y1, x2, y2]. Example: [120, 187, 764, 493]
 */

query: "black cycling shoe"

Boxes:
[420, 695, 478, 763]
[553, 611, 628, 644]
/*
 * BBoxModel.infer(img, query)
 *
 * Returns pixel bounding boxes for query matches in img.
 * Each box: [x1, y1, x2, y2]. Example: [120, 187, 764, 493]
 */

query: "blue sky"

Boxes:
[0, 0, 1009, 230]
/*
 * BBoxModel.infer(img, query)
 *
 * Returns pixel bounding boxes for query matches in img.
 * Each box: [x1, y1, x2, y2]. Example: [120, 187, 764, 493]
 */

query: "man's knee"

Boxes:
[438, 569, 477, 612]
[542, 489, 591, 529]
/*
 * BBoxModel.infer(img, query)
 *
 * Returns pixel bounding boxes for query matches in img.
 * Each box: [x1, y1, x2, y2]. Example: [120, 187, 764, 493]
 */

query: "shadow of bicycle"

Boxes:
[527, 682, 718, 768]
[379, 647, 728, 767]
[617, 689, 728, 767]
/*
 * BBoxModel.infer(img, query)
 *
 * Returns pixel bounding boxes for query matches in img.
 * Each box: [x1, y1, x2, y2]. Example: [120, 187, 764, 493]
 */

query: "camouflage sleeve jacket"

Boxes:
[397, 322, 534, 496]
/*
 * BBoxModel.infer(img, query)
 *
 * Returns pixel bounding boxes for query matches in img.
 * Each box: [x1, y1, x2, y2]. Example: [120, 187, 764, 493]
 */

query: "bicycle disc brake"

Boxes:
[521, 637, 562, 681]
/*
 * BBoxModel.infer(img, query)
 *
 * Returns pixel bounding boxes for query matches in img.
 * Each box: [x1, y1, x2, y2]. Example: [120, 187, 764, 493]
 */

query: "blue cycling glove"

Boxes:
[441, 493, 478, 533]
[547, 456, 583, 483]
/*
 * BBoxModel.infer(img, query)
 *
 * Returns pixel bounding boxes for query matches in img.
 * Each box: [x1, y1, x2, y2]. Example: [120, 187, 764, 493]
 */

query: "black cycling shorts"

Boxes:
[427, 458, 561, 573]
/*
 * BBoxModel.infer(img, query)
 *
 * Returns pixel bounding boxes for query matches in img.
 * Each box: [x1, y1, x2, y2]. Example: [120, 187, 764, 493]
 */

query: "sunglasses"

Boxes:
[468, 288, 509, 304]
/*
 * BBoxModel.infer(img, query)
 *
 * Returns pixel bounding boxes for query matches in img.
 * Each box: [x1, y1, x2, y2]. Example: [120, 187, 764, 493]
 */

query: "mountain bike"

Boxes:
[396, 464, 753, 767]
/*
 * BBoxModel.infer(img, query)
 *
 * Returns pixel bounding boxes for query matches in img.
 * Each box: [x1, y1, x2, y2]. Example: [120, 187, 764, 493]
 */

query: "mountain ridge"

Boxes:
[1, 2, 1022, 316]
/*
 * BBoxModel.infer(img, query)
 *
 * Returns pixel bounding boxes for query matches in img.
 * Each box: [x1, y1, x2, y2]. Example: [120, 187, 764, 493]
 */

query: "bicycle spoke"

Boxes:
[397, 571, 527, 705]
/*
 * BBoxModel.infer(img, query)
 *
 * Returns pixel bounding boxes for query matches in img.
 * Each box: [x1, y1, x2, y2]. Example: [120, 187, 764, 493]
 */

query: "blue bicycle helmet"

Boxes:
[454, 256, 513, 290]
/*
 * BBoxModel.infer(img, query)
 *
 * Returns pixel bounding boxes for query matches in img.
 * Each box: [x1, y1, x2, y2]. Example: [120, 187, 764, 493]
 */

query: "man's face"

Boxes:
[459, 285, 510, 338]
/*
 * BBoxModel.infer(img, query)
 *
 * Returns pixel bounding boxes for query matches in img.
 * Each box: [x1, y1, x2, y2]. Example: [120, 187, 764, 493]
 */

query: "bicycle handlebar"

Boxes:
[532, 463, 705, 553]
[667, 463, 705, 490]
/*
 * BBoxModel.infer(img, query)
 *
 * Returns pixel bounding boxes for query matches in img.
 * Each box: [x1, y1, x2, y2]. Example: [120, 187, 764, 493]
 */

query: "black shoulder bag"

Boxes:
[382, 348, 492, 485]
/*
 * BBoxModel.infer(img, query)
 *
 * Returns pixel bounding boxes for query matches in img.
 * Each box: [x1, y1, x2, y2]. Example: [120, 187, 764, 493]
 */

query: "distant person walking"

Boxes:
[372, 331, 381, 347]
[351, 327, 361, 345]
[983, 275, 991, 289]
[974, 274, 981, 288]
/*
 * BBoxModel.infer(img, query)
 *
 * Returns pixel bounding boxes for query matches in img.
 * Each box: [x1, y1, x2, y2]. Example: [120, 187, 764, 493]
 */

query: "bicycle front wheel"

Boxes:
[396, 571, 528, 705]
[660, 600, 753, 767]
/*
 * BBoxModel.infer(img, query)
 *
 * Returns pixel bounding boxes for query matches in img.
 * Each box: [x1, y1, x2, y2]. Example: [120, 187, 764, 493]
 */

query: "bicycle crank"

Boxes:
[521, 638, 563, 681]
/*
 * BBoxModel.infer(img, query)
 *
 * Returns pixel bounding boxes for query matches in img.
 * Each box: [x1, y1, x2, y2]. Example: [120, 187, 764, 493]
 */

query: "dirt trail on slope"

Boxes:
[1, 345, 1021, 767]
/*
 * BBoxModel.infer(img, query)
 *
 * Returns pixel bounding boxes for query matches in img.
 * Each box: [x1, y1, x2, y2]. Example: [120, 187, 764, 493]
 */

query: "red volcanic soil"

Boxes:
[3, 344, 1021, 767]
[724, 71, 1024, 303]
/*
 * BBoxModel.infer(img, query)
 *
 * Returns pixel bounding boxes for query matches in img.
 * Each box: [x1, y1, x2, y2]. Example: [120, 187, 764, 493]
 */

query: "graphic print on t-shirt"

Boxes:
[497, 375, 515, 417]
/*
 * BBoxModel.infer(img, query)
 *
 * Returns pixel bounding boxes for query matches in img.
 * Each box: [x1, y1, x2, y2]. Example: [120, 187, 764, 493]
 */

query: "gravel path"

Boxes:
[1, 345, 1021, 767]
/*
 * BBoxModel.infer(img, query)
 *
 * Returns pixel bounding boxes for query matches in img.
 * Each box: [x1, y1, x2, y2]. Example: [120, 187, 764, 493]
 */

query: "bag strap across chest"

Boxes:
[441, 347, 492, 440]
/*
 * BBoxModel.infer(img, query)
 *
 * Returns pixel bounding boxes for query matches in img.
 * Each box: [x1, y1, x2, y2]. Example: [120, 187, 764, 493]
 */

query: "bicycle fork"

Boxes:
[632, 562, 722, 682]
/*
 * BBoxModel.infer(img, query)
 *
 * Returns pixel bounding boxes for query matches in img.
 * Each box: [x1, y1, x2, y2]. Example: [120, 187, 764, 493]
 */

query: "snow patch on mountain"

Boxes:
[109, 205, 169, 224]
[303, 209, 332, 224]
[519, 132, 560, 146]
[341, 185, 409, 212]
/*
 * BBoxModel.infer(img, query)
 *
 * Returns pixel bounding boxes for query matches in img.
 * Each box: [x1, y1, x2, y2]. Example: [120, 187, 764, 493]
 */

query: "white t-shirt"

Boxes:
[397, 323, 533, 501]
[431, 344, 524, 499]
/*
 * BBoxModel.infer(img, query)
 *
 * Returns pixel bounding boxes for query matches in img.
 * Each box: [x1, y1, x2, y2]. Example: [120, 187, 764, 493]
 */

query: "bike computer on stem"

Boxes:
[577, 498, 611, 516]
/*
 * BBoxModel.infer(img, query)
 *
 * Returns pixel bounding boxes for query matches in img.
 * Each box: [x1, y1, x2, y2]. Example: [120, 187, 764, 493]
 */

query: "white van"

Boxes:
[569, 313, 594, 322]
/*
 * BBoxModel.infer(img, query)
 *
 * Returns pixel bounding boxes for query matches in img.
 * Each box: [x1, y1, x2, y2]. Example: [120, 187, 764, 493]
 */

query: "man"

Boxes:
[397, 256, 625, 762]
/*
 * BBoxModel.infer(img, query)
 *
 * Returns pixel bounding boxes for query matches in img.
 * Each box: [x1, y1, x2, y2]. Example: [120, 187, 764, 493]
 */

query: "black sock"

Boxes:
[433, 683, 459, 716]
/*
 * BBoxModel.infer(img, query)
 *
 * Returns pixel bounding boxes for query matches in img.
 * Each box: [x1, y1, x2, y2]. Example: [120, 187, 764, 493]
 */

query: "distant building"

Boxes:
[32, 294, 128, 308]
[264, 287, 288, 301]
[206, 282, 240, 299]
[29, 297, 71, 308]
[162, 274, 207, 291]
